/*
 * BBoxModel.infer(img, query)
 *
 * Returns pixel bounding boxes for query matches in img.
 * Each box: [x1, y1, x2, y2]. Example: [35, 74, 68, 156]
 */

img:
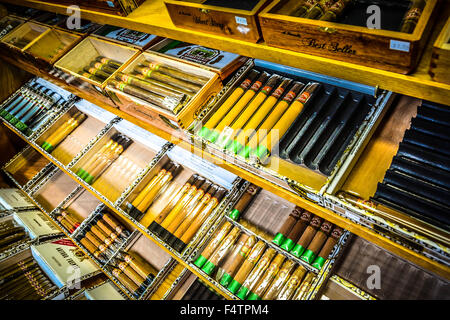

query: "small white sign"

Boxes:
[389, 40, 410, 52]
[235, 16, 248, 26]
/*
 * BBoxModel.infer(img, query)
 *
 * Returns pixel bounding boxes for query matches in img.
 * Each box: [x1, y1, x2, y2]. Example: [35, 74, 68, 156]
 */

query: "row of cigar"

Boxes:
[150, 263, 185, 300]
[197, 69, 319, 163]
[272, 208, 344, 269]
[181, 278, 224, 300]
[107, 251, 158, 298]
[75, 133, 132, 185]
[194, 221, 315, 300]
[79, 56, 122, 83]
[41, 111, 87, 152]
[145, 169, 227, 253]
[109, 59, 209, 114]
[73, 211, 130, 263]
[0, 81, 66, 135]
[0, 256, 57, 300]
[0, 220, 29, 254]
[276, 0, 424, 33]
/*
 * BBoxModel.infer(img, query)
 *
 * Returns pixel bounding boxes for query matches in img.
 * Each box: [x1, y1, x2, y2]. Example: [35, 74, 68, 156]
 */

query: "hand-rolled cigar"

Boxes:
[236, 248, 277, 300]
[81, 71, 105, 83]
[319, 0, 352, 21]
[275, 0, 307, 15]
[291, 215, 323, 258]
[123, 252, 157, 280]
[200, 226, 241, 275]
[301, 220, 333, 263]
[400, 0, 426, 33]
[95, 56, 122, 69]
[83, 67, 112, 80]
[206, 72, 270, 143]
[199, 70, 260, 139]
[292, 0, 320, 17]
[247, 253, 286, 300]
[261, 259, 296, 300]
[304, 0, 337, 19]
[60, 211, 82, 228]
[135, 65, 201, 93]
[143, 60, 209, 86]
[118, 261, 146, 286]
[132, 72, 195, 96]
[56, 214, 78, 233]
[78, 235, 103, 258]
[229, 184, 259, 220]
[42, 112, 87, 152]
[112, 268, 141, 295]
[312, 227, 343, 269]
[194, 221, 233, 268]
[281, 210, 313, 251]
[90, 61, 118, 75]
[276, 265, 307, 300]
[272, 206, 303, 246]
[77, 136, 119, 179]
[102, 213, 129, 237]
[227, 240, 266, 294]
[291, 272, 315, 300]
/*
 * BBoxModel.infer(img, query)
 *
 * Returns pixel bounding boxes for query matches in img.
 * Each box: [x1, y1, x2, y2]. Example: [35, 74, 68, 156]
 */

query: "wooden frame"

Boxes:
[430, 15, 450, 84]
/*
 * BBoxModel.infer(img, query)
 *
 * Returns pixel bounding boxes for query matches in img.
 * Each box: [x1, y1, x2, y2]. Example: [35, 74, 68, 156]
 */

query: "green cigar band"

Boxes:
[229, 209, 240, 221]
[84, 174, 95, 185]
[201, 261, 216, 275]
[4, 113, 13, 121]
[193, 255, 208, 269]
[227, 279, 242, 294]
[312, 256, 326, 269]
[16, 122, 27, 132]
[45, 143, 55, 153]
[236, 286, 250, 300]
[0, 110, 7, 117]
[198, 126, 210, 138]
[207, 130, 220, 143]
[76, 168, 87, 178]
[239, 145, 253, 159]
[254, 145, 270, 162]
[247, 292, 262, 300]
[219, 273, 233, 287]
[291, 244, 306, 258]
[79, 170, 90, 180]
[300, 249, 316, 264]
[272, 233, 286, 246]
[281, 238, 295, 252]
[9, 117, 19, 125]
[232, 140, 243, 154]
[41, 142, 50, 150]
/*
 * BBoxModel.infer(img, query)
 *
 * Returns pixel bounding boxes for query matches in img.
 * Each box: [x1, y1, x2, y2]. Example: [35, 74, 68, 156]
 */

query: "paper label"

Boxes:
[14, 210, 61, 239]
[74, 99, 116, 124]
[389, 40, 410, 52]
[0, 188, 35, 210]
[235, 16, 248, 26]
[113, 119, 168, 151]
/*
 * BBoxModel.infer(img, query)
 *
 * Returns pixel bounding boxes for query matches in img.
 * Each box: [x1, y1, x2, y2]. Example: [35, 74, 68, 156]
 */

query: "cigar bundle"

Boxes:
[181, 278, 224, 300]
[78, 56, 122, 83]
[75, 210, 131, 264]
[0, 220, 30, 254]
[55, 209, 82, 234]
[147, 172, 227, 253]
[0, 79, 70, 136]
[109, 58, 209, 114]
[75, 133, 133, 185]
[0, 256, 57, 300]
[107, 250, 158, 298]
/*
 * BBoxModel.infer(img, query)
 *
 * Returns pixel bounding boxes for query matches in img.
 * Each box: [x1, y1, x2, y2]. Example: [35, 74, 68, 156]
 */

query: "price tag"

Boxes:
[390, 40, 410, 52]
[235, 16, 248, 26]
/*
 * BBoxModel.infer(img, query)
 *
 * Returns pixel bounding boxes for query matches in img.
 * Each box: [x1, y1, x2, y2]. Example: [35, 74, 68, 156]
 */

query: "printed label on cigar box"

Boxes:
[113, 119, 168, 151]
[0, 188, 36, 210]
[94, 25, 157, 48]
[168, 146, 237, 190]
[389, 40, 410, 52]
[85, 282, 126, 300]
[35, 77, 73, 101]
[74, 99, 116, 123]
[31, 239, 99, 288]
[13, 210, 61, 239]
[235, 16, 248, 26]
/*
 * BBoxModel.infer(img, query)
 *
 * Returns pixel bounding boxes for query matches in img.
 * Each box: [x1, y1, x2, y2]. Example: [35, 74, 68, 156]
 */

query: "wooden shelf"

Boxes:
[0, 0, 449, 105]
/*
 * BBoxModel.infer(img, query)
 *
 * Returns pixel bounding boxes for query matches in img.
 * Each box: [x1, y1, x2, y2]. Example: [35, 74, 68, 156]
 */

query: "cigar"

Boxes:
[123, 252, 157, 280]
[0, 231, 27, 248]
[102, 213, 130, 238]
[81, 71, 105, 83]
[291, 272, 315, 300]
[90, 61, 118, 75]
[193, 221, 233, 269]
[229, 184, 259, 220]
[112, 268, 142, 296]
[56, 215, 77, 233]
[312, 227, 343, 269]
[320, 0, 352, 21]
[247, 253, 286, 300]
[291, 215, 324, 258]
[236, 248, 277, 300]
[262, 260, 297, 300]
[206, 72, 270, 143]
[275, 0, 307, 16]
[292, 0, 320, 17]
[42, 112, 87, 152]
[272, 206, 303, 246]
[400, 0, 426, 33]
[132, 72, 195, 96]
[143, 60, 209, 86]
[199, 70, 260, 139]
[280, 210, 313, 251]
[304, 0, 337, 19]
[300, 220, 333, 263]
[95, 56, 122, 69]
[276, 265, 307, 300]
[83, 66, 112, 80]
[118, 261, 146, 287]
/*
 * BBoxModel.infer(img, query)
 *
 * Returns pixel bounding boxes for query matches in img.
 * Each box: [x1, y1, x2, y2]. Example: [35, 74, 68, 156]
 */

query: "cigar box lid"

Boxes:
[13, 210, 62, 239]
[31, 238, 100, 288]
[167, 146, 238, 190]
[84, 282, 127, 300]
[92, 24, 160, 50]
[0, 188, 36, 211]
[74, 99, 117, 124]
[113, 119, 168, 152]
[148, 38, 247, 79]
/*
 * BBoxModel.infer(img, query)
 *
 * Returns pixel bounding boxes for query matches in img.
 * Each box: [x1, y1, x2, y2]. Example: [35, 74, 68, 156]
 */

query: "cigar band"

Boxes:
[320, 221, 333, 233]
[272, 86, 285, 99]
[88, 68, 98, 75]
[94, 62, 104, 69]
[329, 0, 345, 11]
[121, 74, 132, 84]
[142, 68, 153, 77]
[283, 90, 297, 102]
[331, 227, 344, 239]
[100, 58, 110, 64]
[250, 81, 263, 91]
[239, 242, 253, 258]
[300, 210, 313, 222]
[286, 274, 301, 288]
[261, 85, 273, 95]
[310, 216, 323, 227]
[117, 82, 127, 91]
[148, 62, 160, 71]
[405, 8, 422, 21]
[296, 91, 310, 103]
[240, 78, 253, 90]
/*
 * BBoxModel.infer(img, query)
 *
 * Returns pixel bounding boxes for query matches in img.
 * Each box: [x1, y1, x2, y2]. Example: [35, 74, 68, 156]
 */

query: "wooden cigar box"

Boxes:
[54, 36, 141, 108]
[164, 0, 271, 42]
[430, 15, 450, 84]
[105, 51, 222, 140]
[258, 0, 439, 74]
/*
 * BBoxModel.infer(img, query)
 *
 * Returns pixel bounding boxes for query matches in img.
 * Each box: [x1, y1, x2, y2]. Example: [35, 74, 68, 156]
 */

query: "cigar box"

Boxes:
[35, 99, 118, 167]
[323, 97, 450, 268]
[105, 51, 221, 139]
[0, 15, 25, 40]
[54, 18, 102, 37]
[0, 188, 36, 212]
[190, 58, 395, 205]
[0, 213, 33, 261]
[117, 145, 240, 257]
[69, 119, 169, 204]
[148, 38, 248, 80]
[319, 275, 376, 300]
[430, 15, 450, 84]
[258, 0, 439, 74]
[54, 36, 141, 108]
[93, 24, 162, 50]
[164, 0, 271, 42]
[84, 280, 127, 300]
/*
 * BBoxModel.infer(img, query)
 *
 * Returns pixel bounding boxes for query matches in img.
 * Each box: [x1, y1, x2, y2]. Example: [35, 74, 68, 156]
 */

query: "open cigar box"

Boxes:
[68, 118, 169, 204]
[190, 58, 395, 205]
[189, 180, 351, 300]
[54, 36, 141, 108]
[93, 24, 162, 50]
[0, 15, 26, 40]
[164, 0, 271, 42]
[430, 15, 450, 84]
[323, 97, 450, 268]
[258, 0, 439, 74]
[117, 145, 240, 257]
[0, 188, 37, 213]
[34, 99, 118, 167]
